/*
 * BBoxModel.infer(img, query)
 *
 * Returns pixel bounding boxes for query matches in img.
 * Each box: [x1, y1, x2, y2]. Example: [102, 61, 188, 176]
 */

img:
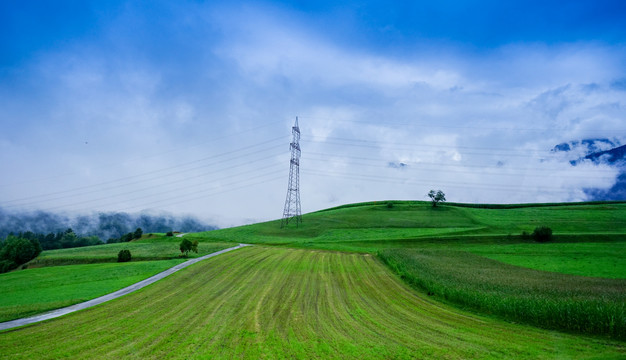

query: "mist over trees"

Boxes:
[0, 209, 217, 242]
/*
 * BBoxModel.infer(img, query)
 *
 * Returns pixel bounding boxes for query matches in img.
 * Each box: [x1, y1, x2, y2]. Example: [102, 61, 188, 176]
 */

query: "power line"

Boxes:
[300, 169, 588, 194]
[2, 138, 286, 206]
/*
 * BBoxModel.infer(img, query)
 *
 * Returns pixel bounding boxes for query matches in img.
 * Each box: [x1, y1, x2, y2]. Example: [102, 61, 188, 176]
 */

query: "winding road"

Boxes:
[0, 243, 249, 331]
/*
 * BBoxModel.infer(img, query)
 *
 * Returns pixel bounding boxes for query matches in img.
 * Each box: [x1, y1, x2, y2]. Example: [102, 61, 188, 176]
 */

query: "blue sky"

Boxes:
[1, 1, 625, 226]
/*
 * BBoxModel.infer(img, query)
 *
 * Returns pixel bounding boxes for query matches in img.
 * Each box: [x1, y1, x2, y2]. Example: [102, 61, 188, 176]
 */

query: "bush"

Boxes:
[386, 202, 394, 209]
[117, 249, 132, 262]
[166, 231, 174, 237]
[532, 226, 553, 243]
[179, 238, 192, 256]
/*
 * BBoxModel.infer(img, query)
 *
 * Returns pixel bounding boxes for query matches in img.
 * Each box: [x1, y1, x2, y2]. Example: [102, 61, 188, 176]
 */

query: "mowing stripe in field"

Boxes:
[0, 246, 623, 359]
[0, 244, 248, 331]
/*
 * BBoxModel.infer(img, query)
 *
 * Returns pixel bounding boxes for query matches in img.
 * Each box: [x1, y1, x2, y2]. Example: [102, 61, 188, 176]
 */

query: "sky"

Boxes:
[1, 0, 625, 227]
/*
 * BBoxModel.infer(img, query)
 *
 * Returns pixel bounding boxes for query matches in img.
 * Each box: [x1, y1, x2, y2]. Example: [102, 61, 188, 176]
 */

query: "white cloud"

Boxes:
[0, 3, 625, 226]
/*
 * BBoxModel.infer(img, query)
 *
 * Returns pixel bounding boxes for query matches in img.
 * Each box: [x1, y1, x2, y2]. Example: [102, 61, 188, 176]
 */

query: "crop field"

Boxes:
[378, 248, 626, 339]
[1, 246, 623, 359]
[460, 242, 626, 278]
[0, 260, 183, 322]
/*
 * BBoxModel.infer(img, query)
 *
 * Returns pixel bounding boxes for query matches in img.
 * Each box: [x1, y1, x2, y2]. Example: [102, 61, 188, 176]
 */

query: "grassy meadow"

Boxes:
[28, 235, 230, 267]
[1, 200, 625, 358]
[189, 201, 626, 252]
[0, 239, 232, 323]
[1, 246, 623, 359]
[0, 260, 183, 322]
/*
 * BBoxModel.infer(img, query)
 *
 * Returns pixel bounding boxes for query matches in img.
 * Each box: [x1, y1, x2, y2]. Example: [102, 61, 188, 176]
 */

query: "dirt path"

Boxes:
[0, 243, 249, 331]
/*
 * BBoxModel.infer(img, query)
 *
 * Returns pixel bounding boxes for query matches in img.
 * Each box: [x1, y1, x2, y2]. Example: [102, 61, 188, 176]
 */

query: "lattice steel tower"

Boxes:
[281, 117, 302, 228]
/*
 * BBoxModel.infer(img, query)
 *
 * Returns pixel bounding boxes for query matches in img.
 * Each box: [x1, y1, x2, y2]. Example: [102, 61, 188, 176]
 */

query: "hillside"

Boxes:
[189, 200, 626, 251]
[1, 201, 625, 358]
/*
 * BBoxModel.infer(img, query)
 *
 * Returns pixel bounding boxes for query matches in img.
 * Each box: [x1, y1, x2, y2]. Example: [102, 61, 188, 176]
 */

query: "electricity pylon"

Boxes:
[281, 117, 302, 228]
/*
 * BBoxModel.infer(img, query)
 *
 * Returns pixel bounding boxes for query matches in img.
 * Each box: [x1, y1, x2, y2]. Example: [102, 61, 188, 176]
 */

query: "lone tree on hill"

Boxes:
[427, 190, 446, 207]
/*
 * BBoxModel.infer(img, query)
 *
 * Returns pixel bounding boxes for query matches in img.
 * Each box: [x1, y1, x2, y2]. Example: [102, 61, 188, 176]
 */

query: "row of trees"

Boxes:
[108, 228, 143, 243]
[3, 229, 103, 251]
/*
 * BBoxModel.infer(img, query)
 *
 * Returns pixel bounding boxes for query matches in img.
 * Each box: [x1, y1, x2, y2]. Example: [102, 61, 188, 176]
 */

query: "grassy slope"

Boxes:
[0, 240, 233, 323]
[189, 202, 626, 275]
[1, 246, 623, 359]
[0, 260, 183, 322]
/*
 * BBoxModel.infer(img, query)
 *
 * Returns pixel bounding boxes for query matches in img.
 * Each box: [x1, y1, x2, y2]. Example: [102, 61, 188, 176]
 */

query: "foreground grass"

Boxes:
[1, 247, 623, 359]
[0, 260, 183, 322]
[378, 248, 626, 340]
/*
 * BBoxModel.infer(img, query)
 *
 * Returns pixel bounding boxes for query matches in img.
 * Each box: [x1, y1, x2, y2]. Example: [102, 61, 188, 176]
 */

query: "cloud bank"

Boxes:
[0, 1, 625, 226]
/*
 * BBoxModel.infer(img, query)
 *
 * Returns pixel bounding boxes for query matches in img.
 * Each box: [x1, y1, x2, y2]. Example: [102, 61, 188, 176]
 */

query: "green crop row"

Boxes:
[378, 248, 626, 340]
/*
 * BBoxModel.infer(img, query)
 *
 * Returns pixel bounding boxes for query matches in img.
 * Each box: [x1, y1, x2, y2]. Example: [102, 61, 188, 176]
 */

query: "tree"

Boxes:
[179, 238, 193, 256]
[532, 226, 553, 243]
[0, 236, 41, 273]
[120, 232, 134, 242]
[191, 240, 199, 254]
[133, 228, 143, 240]
[427, 190, 446, 207]
[117, 249, 132, 262]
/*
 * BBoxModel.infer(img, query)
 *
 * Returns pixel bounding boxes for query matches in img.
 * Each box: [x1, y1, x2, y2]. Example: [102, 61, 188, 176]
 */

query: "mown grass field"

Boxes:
[186, 201, 626, 339]
[1, 246, 623, 359]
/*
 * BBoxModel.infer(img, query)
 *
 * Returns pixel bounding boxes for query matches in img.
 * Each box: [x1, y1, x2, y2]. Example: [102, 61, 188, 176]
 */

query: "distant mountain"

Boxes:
[0, 209, 218, 241]
[584, 144, 626, 165]
[552, 138, 620, 154]
[553, 138, 625, 201]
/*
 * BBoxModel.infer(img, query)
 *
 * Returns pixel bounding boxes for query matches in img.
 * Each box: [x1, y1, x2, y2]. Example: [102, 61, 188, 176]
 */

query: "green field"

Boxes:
[1, 246, 623, 359]
[0, 241, 233, 323]
[0, 260, 184, 322]
[462, 242, 626, 278]
[28, 235, 229, 267]
[2, 201, 625, 358]
[189, 201, 626, 252]
[379, 248, 626, 339]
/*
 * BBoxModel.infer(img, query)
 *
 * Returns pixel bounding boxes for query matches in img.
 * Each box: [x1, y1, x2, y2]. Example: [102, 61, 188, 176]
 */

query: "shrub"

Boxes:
[117, 249, 132, 262]
[532, 226, 553, 243]
[166, 231, 174, 237]
[386, 202, 394, 209]
[179, 239, 192, 256]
